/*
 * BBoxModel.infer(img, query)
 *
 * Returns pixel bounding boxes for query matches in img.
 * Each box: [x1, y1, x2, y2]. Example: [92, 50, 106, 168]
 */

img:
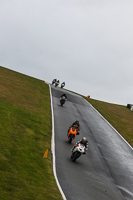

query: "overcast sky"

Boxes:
[0, 0, 133, 105]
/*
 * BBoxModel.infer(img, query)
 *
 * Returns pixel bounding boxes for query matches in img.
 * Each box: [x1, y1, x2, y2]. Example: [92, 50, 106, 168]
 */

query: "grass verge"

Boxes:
[84, 97, 133, 147]
[0, 66, 63, 200]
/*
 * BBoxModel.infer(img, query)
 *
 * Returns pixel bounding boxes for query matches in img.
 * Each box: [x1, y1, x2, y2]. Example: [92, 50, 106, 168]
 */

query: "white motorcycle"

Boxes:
[61, 82, 65, 88]
[71, 143, 86, 162]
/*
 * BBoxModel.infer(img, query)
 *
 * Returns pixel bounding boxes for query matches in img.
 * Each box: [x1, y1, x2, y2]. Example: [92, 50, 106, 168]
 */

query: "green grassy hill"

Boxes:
[0, 66, 133, 200]
[0, 66, 63, 200]
[85, 97, 133, 147]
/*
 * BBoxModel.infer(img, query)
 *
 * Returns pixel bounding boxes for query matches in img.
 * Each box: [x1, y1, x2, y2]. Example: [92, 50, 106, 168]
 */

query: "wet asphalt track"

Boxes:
[51, 85, 133, 200]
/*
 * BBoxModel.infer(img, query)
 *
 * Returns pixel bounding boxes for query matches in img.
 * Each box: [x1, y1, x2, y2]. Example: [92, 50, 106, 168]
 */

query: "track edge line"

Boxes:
[49, 84, 67, 200]
[83, 97, 133, 151]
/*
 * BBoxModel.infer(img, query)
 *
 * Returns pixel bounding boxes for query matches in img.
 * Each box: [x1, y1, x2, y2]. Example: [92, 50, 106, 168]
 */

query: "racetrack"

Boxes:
[51, 85, 133, 200]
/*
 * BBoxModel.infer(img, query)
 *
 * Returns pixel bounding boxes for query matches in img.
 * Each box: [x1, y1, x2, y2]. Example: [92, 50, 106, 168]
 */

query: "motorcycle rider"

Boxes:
[71, 120, 80, 132]
[60, 93, 67, 100]
[72, 137, 88, 154]
[61, 82, 65, 87]
[55, 79, 60, 87]
[52, 79, 57, 84]
[57, 79, 60, 84]
[68, 120, 80, 136]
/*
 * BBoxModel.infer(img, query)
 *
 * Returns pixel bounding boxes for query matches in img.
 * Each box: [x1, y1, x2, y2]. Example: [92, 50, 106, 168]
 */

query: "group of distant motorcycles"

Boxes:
[52, 79, 65, 89]
[52, 79, 88, 162]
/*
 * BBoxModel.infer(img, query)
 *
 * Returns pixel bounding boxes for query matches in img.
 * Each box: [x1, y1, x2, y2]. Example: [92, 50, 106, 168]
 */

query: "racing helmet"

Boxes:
[75, 120, 79, 125]
[81, 137, 87, 144]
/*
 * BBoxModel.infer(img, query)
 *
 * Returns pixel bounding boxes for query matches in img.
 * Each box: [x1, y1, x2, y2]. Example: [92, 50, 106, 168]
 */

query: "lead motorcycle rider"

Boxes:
[71, 137, 88, 154]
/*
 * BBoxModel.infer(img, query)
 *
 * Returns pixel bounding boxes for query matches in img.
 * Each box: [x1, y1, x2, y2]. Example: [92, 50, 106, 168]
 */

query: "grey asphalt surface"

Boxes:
[51, 85, 133, 200]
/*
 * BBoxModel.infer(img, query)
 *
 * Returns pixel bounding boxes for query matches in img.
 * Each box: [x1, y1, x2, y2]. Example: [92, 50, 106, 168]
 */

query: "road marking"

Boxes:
[83, 97, 133, 150]
[49, 84, 67, 200]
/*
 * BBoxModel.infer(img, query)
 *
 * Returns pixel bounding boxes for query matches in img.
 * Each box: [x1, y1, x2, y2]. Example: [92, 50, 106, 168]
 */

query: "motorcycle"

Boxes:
[55, 81, 59, 87]
[52, 79, 57, 85]
[60, 96, 66, 106]
[61, 82, 65, 88]
[67, 127, 79, 143]
[71, 143, 86, 162]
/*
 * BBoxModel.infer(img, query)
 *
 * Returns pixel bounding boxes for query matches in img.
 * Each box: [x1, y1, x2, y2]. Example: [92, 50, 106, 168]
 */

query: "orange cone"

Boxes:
[43, 149, 48, 158]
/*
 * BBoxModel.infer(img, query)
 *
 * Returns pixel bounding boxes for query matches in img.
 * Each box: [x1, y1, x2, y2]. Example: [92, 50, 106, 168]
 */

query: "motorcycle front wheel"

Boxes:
[69, 137, 72, 143]
[71, 152, 81, 162]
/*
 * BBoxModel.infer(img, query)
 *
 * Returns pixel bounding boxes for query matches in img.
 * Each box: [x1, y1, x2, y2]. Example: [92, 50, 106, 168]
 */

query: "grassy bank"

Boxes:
[0, 66, 62, 200]
[85, 97, 133, 147]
